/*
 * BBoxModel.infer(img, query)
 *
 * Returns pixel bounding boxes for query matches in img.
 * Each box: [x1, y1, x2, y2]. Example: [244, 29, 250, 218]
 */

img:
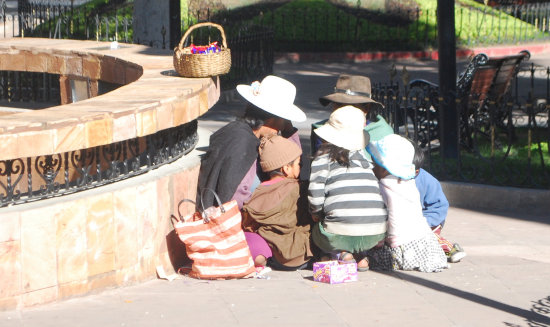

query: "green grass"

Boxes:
[204, 0, 549, 51]
[27, 0, 133, 42]
[28, 0, 549, 51]
[428, 128, 550, 189]
[244, 0, 433, 51]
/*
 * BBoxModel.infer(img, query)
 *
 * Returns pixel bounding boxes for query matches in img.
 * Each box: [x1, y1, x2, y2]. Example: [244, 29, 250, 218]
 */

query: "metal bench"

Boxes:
[408, 50, 530, 149]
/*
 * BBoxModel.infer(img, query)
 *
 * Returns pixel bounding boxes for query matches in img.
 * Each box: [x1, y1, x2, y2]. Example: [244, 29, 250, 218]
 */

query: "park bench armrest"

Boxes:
[410, 78, 439, 89]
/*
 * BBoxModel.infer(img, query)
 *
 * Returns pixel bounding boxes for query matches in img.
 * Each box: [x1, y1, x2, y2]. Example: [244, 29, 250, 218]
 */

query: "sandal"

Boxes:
[337, 251, 356, 263]
[356, 256, 370, 272]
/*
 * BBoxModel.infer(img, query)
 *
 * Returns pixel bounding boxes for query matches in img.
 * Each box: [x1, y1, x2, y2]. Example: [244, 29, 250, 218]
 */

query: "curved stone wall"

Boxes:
[0, 38, 219, 159]
[0, 38, 219, 310]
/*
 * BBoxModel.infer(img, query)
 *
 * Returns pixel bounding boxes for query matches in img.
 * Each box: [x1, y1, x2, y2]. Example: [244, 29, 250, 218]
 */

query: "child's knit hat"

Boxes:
[367, 134, 416, 180]
[259, 135, 302, 172]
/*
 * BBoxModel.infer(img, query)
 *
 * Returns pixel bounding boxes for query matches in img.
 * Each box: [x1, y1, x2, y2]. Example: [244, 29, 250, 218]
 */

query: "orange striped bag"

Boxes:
[171, 192, 255, 279]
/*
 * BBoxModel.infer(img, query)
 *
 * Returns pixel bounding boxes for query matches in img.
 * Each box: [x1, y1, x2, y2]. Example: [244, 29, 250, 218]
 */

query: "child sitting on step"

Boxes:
[308, 105, 388, 271]
[366, 134, 448, 272]
[242, 135, 313, 271]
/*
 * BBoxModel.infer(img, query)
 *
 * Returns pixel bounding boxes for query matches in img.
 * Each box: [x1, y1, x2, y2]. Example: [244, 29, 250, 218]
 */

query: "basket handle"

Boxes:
[178, 22, 228, 50]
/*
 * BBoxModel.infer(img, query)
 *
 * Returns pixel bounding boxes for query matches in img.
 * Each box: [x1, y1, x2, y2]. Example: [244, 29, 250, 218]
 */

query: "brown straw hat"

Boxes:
[319, 74, 382, 107]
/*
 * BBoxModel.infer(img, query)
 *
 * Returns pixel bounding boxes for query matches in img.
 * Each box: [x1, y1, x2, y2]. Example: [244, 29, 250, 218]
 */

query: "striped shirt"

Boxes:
[308, 150, 388, 236]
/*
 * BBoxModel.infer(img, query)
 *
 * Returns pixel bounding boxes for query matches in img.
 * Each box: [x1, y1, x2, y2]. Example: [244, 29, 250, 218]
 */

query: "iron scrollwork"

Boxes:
[0, 120, 198, 208]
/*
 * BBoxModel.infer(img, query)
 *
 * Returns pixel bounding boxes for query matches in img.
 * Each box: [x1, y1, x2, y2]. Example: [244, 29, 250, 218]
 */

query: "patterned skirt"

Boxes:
[367, 232, 448, 273]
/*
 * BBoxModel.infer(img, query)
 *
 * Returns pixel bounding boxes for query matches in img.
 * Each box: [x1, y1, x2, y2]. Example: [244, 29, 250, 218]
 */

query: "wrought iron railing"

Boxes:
[186, 2, 550, 52]
[0, 71, 60, 104]
[0, 0, 132, 41]
[1, 2, 274, 89]
[372, 64, 550, 189]
[4, 1, 550, 51]
[0, 120, 198, 207]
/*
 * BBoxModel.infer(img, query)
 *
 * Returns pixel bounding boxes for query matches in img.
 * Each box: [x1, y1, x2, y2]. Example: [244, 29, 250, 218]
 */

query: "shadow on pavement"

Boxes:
[374, 270, 550, 326]
[464, 207, 550, 225]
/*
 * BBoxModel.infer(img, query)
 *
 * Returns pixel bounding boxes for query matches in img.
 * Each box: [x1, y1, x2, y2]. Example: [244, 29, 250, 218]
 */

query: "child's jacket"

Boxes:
[378, 176, 432, 247]
[415, 168, 449, 227]
[242, 178, 313, 267]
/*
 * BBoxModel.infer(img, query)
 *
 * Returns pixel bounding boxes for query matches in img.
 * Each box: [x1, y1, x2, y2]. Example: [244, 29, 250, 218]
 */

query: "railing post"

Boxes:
[437, 0, 458, 158]
[169, 0, 180, 49]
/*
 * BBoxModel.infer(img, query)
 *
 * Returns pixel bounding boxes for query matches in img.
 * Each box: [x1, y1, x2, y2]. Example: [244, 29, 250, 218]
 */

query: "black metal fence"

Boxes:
[186, 2, 550, 52]
[4, 1, 550, 51]
[372, 63, 550, 189]
[0, 120, 198, 208]
[0, 71, 60, 104]
[1, 1, 274, 90]
[12, 0, 133, 41]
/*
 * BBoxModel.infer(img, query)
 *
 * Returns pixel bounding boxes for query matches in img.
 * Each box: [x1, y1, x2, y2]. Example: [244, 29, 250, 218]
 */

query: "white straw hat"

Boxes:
[367, 134, 416, 180]
[236, 75, 306, 122]
[313, 105, 367, 151]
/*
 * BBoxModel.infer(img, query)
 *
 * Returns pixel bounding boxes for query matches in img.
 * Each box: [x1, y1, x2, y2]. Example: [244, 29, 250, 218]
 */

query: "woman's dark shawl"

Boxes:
[197, 120, 260, 208]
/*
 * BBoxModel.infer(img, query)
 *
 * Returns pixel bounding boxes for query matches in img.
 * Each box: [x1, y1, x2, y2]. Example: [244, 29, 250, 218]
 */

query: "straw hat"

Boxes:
[237, 75, 306, 122]
[367, 134, 416, 180]
[319, 74, 382, 107]
[313, 105, 368, 151]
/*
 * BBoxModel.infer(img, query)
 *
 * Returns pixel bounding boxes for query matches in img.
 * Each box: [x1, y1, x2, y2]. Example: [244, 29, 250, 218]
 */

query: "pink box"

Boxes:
[312, 260, 358, 284]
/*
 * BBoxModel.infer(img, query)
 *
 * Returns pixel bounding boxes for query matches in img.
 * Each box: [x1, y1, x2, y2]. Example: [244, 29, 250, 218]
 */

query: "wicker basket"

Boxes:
[173, 22, 231, 78]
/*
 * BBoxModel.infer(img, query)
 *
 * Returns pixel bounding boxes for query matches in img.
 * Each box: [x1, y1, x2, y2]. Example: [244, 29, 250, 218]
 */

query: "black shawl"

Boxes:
[197, 120, 260, 209]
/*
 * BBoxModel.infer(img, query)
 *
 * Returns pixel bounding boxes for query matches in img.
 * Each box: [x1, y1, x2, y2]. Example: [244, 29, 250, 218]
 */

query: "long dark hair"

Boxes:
[317, 143, 350, 167]
[237, 103, 276, 131]
[411, 139, 425, 170]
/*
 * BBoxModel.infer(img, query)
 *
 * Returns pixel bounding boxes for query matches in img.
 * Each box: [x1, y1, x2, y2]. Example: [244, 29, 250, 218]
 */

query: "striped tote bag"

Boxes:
[172, 193, 255, 279]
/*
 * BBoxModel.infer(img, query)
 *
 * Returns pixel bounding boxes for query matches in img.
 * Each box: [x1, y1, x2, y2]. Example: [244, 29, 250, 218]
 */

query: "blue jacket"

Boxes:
[415, 168, 449, 227]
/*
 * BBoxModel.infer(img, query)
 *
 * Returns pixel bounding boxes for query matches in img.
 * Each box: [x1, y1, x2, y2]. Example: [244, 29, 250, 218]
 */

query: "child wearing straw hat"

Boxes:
[366, 134, 448, 272]
[242, 135, 313, 270]
[308, 106, 388, 271]
[311, 74, 394, 156]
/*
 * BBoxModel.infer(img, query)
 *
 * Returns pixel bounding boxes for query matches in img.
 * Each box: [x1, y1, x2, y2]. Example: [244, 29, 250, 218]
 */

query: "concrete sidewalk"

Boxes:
[1, 206, 549, 327]
[1, 53, 549, 326]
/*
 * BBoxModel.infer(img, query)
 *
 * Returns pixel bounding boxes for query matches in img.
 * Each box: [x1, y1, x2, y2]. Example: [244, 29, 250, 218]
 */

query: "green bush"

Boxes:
[28, 0, 133, 42]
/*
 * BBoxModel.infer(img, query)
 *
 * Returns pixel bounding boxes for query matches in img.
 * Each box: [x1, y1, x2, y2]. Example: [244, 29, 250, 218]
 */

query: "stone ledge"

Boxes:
[0, 38, 220, 160]
[442, 181, 550, 217]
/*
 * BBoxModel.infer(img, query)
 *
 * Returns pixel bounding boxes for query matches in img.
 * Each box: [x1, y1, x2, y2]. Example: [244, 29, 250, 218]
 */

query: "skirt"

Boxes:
[312, 222, 385, 254]
[368, 232, 448, 272]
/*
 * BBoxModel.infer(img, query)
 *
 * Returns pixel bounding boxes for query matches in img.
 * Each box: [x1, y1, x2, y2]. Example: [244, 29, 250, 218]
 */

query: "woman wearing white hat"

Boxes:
[198, 75, 307, 209]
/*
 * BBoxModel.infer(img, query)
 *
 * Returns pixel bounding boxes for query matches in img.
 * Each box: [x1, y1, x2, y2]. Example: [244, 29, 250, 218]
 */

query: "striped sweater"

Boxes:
[308, 150, 388, 236]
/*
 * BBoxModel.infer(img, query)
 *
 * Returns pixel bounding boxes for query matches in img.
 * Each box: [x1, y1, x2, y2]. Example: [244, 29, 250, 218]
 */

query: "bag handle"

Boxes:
[199, 188, 225, 214]
[178, 22, 228, 51]
[171, 189, 224, 226]
[171, 199, 197, 227]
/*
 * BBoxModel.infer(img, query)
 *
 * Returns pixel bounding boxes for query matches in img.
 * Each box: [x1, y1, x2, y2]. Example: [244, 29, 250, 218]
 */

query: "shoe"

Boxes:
[337, 251, 356, 263]
[447, 243, 467, 263]
[356, 257, 369, 272]
[255, 266, 272, 278]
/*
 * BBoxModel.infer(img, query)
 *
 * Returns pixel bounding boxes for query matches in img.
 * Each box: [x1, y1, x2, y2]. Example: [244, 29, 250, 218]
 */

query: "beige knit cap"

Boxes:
[259, 135, 302, 172]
